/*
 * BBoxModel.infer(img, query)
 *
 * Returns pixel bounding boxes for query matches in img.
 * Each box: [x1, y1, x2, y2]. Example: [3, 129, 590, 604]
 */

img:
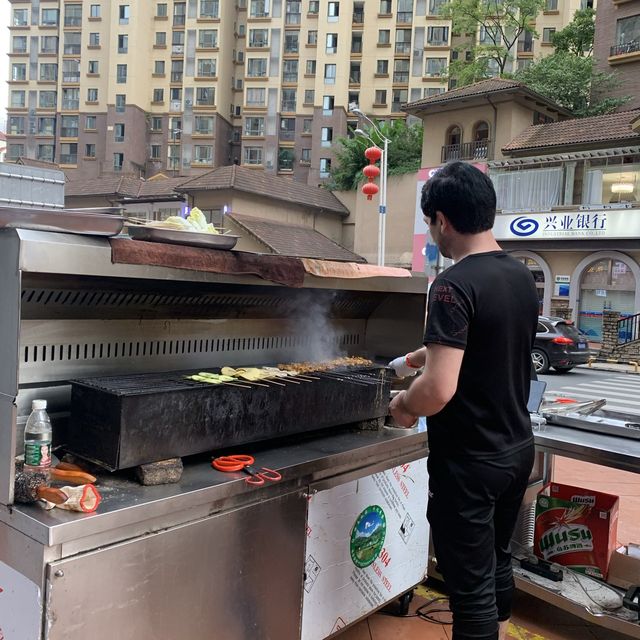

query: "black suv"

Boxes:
[532, 316, 590, 374]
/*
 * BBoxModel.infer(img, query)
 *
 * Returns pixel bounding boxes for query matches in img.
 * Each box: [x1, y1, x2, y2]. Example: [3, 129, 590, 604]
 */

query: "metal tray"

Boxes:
[128, 225, 239, 250]
[0, 206, 125, 236]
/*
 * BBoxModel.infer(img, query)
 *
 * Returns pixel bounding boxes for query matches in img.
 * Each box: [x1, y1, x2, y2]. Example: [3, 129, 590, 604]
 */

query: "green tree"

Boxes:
[551, 8, 595, 57]
[441, 0, 545, 83]
[327, 120, 423, 191]
[514, 51, 630, 116]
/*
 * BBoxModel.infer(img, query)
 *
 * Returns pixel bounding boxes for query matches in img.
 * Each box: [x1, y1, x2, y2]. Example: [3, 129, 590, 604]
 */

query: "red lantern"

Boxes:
[361, 182, 379, 200]
[364, 146, 382, 163]
[363, 164, 380, 179]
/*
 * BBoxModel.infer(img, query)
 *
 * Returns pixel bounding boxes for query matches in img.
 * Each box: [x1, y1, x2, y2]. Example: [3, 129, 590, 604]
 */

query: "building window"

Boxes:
[157, 3, 168, 17]
[518, 30, 533, 53]
[545, 0, 558, 10]
[303, 118, 313, 133]
[87, 88, 98, 102]
[377, 60, 389, 75]
[321, 126, 333, 146]
[304, 89, 315, 104]
[114, 153, 125, 171]
[246, 87, 266, 106]
[12, 63, 27, 82]
[427, 26, 449, 45]
[7, 145, 25, 161]
[38, 117, 56, 136]
[64, 32, 81, 55]
[322, 95, 334, 111]
[88, 60, 99, 74]
[64, 4, 83, 27]
[194, 116, 213, 134]
[306, 60, 317, 75]
[38, 144, 55, 162]
[10, 90, 25, 108]
[41, 8, 59, 26]
[426, 87, 445, 97]
[85, 144, 96, 158]
[85, 115, 97, 130]
[479, 26, 500, 45]
[425, 57, 447, 77]
[119, 5, 130, 24]
[542, 28, 556, 43]
[116, 94, 126, 112]
[245, 116, 265, 136]
[114, 123, 125, 142]
[200, 0, 220, 18]
[380, 0, 392, 14]
[285, 31, 299, 53]
[395, 29, 412, 54]
[198, 29, 218, 48]
[196, 87, 215, 105]
[324, 63, 336, 84]
[13, 9, 28, 26]
[250, 0, 269, 18]
[170, 87, 182, 101]
[39, 91, 57, 109]
[326, 33, 338, 54]
[8, 116, 25, 135]
[154, 60, 166, 75]
[308, 30, 318, 46]
[150, 116, 163, 131]
[280, 117, 296, 133]
[60, 143, 78, 165]
[378, 30, 390, 45]
[429, 0, 447, 14]
[62, 88, 79, 110]
[118, 34, 128, 53]
[194, 145, 213, 164]
[244, 146, 263, 165]
[153, 88, 165, 102]
[61, 115, 79, 137]
[89, 32, 100, 47]
[156, 32, 167, 46]
[283, 60, 299, 83]
[350, 61, 361, 83]
[446, 125, 462, 147]
[151, 144, 162, 159]
[12, 36, 28, 54]
[90, 4, 101, 18]
[392, 88, 408, 111]
[615, 16, 640, 50]
[247, 58, 267, 77]
[41, 36, 59, 54]
[348, 91, 359, 109]
[328, 2, 339, 19]
[278, 147, 294, 171]
[374, 89, 387, 105]
[249, 29, 269, 47]
[301, 148, 311, 163]
[281, 88, 296, 111]
[352, 32, 363, 54]
[286, 1, 302, 25]
[308, 1, 320, 14]
[197, 58, 216, 77]
[319, 158, 331, 177]
[117, 64, 128, 83]
[393, 59, 409, 82]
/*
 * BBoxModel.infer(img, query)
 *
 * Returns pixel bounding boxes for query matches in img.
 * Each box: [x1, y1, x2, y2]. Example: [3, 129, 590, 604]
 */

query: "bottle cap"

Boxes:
[32, 399, 47, 410]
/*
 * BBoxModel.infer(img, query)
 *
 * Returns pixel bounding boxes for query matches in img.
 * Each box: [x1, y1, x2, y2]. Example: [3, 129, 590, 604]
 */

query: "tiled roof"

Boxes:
[502, 109, 640, 153]
[177, 165, 349, 216]
[65, 175, 187, 199]
[228, 213, 365, 263]
[404, 78, 571, 115]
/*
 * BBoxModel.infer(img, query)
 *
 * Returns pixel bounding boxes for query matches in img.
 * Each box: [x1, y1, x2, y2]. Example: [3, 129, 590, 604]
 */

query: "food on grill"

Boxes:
[146, 207, 220, 235]
[187, 372, 237, 384]
[278, 356, 373, 373]
[14, 469, 67, 504]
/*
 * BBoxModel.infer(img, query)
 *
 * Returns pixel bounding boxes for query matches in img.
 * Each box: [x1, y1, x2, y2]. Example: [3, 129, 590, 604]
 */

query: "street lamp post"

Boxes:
[353, 109, 389, 267]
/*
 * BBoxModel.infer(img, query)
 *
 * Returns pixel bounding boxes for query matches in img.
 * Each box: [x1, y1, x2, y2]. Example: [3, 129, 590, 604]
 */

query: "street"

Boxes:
[539, 367, 640, 415]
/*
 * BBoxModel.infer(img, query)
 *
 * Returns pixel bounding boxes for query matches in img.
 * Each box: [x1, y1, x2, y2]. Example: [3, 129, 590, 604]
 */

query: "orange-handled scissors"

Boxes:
[212, 454, 282, 486]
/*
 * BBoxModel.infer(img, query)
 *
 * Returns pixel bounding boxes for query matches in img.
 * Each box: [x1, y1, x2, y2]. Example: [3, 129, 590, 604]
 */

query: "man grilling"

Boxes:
[389, 162, 538, 640]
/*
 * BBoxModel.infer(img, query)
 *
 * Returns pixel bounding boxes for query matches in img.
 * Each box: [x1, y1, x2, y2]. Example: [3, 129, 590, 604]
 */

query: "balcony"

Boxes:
[352, 11, 364, 23]
[393, 71, 409, 83]
[171, 72, 184, 82]
[441, 139, 491, 162]
[395, 42, 411, 54]
[64, 16, 82, 27]
[610, 40, 640, 57]
[63, 73, 80, 83]
[281, 100, 296, 111]
[349, 73, 361, 84]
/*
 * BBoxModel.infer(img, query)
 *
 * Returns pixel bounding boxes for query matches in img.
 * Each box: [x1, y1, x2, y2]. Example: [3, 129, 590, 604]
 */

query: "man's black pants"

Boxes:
[427, 443, 535, 640]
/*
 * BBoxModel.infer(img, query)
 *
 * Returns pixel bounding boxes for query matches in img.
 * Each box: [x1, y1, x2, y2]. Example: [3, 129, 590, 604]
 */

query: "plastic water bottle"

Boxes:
[23, 400, 52, 474]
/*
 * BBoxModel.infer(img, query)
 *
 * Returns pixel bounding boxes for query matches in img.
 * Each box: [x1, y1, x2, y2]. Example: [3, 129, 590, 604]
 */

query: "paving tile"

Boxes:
[336, 619, 371, 640]
[368, 613, 451, 640]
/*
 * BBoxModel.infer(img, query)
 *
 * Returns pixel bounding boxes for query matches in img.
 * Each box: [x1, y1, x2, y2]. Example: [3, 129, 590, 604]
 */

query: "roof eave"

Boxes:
[502, 136, 640, 157]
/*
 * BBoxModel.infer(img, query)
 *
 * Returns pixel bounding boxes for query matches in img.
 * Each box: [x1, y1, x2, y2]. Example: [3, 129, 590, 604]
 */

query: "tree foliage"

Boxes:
[327, 120, 423, 191]
[551, 8, 595, 57]
[441, 0, 545, 81]
[514, 51, 630, 117]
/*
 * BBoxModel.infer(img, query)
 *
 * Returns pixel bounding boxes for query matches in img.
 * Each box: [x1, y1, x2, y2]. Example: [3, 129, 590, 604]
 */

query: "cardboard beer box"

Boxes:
[533, 482, 619, 580]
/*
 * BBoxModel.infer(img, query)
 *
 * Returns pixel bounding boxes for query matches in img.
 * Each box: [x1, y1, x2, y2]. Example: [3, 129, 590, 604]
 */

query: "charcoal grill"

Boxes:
[68, 365, 391, 470]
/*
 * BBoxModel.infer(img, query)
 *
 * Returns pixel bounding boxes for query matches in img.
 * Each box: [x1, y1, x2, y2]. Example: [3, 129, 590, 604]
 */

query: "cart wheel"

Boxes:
[397, 590, 414, 616]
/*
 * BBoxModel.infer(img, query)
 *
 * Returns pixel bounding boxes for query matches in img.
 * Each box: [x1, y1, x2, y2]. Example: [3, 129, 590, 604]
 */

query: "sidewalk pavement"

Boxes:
[578, 361, 640, 375]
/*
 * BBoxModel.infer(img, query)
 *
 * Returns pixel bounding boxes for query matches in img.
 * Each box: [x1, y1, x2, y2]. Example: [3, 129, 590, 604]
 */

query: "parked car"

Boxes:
[532, 316, 590, 374]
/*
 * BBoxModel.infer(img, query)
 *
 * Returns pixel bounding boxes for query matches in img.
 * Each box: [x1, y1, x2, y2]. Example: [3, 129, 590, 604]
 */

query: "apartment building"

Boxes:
[7, 0, 586, 184]
[593, 0, 640, 110]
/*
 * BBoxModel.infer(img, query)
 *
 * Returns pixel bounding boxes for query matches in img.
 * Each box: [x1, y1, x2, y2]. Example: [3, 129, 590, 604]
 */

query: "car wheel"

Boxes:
[531, 349, 549, 374]
[554, 366, 574, 373]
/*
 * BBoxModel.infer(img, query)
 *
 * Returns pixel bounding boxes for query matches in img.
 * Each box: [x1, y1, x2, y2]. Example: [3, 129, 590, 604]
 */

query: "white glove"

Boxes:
[388, 355, 420, 378]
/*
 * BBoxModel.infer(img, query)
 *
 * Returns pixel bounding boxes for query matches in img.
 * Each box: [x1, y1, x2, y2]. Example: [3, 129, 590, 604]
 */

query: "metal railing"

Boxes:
[441, 139, 491, 162]
[64, 16, 82, 27]
[610, 40, 640, 56]
[618, 313, 640, 344]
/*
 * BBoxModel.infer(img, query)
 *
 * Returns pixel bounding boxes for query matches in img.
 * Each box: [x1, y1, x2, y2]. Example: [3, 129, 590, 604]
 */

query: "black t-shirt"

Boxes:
[423, 250, 539, 459]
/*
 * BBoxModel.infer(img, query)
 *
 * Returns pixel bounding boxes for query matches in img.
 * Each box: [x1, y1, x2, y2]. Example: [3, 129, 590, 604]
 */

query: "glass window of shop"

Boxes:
[579, 258, 636, 340]
[515, 256, 545, 314]
[583, 162, 640, 205]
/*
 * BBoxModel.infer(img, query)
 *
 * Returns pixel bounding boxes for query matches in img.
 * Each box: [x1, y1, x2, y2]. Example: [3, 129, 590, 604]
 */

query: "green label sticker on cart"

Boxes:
[350, 505, 387, 569]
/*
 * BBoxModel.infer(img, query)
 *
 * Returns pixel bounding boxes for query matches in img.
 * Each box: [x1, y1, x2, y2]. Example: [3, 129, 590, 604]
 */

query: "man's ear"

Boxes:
[436, 210, 447, 231]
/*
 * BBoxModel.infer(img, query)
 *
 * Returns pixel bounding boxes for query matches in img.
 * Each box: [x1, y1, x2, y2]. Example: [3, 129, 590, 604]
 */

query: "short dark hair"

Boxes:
[421, 161, 496, 234]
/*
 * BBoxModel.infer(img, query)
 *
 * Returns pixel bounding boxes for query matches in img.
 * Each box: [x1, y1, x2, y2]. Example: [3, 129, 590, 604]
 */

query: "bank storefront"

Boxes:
[494, 208, 640, 341]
